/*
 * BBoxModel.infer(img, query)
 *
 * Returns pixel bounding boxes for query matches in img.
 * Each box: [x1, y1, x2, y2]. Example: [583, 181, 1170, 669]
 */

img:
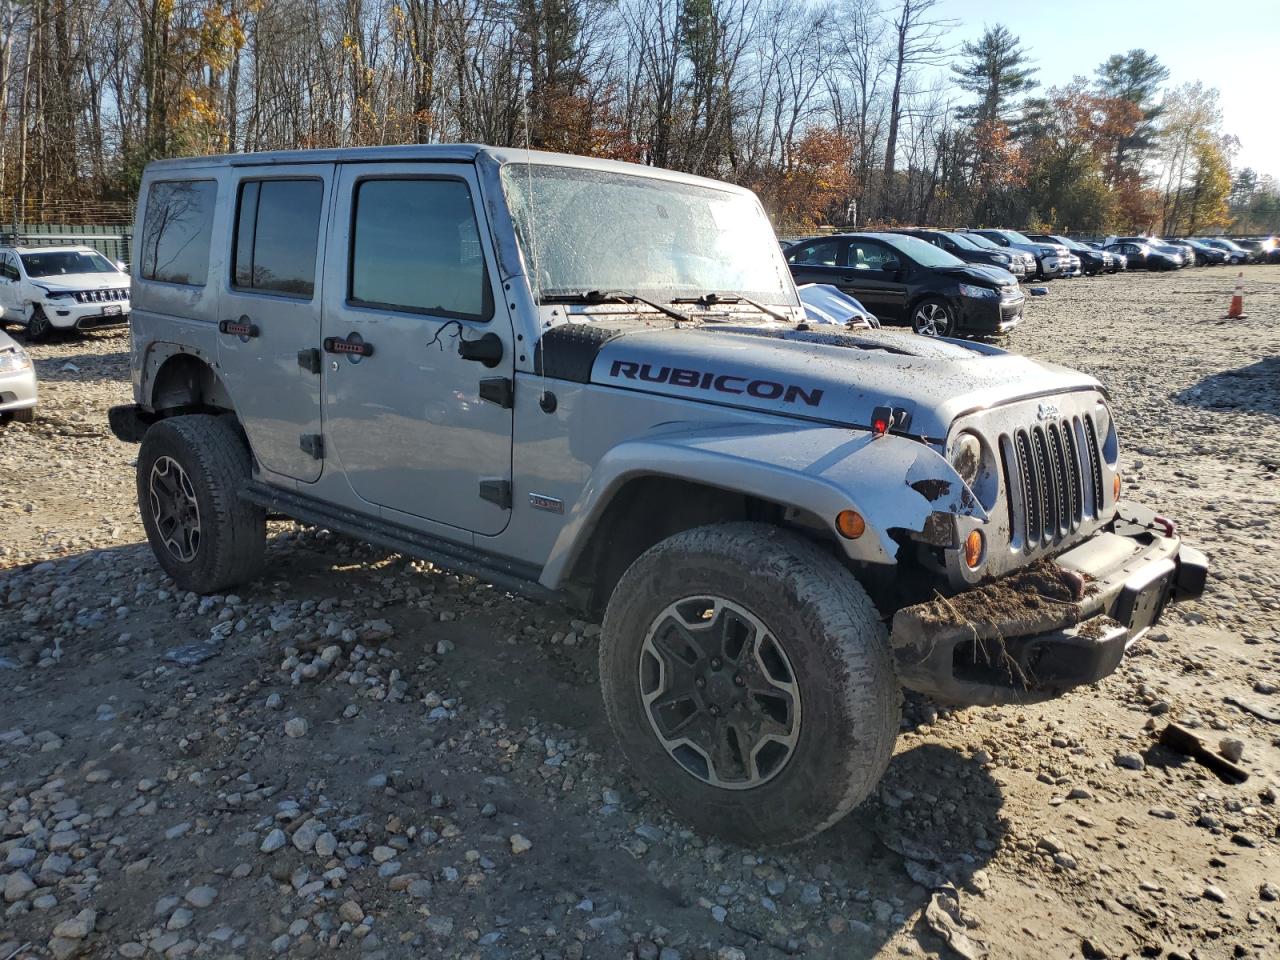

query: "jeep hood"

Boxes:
[584, 324, 1099, 440]
[33, 273, 129, 291]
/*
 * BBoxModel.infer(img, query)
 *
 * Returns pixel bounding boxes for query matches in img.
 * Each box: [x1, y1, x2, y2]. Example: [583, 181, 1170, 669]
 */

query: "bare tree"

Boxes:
[880, 0, 949, 217]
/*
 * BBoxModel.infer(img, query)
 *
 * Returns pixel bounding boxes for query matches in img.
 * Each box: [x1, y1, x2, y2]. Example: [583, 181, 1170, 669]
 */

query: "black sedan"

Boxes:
[1167, 238, 1227, 265]
[1102, 241, 1180, 271]
[784, 232, 1024, 337]
[1233, 239, 1268, 263]
[889, 228, 1031, 279]
[1201, 238, 1250, 264]
[1027, 233, 1116, 275]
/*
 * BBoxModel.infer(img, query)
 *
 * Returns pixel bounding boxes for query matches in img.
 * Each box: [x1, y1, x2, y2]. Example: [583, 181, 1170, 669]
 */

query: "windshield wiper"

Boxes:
[538, 289, 692, 324]
[669, 292, 791, 324]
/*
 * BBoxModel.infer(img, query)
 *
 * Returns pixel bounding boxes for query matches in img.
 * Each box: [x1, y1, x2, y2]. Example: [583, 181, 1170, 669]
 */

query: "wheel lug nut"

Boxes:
[709, 705, 720, 717]
[734, 674, 745, 687]
[695, 677, 706, 689]
[710, 658, 721, 670]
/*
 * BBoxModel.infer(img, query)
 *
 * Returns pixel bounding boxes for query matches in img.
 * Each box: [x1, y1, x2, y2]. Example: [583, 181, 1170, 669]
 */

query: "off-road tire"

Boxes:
[911, 297, 955, 337]
[25, 307, 52, 341]
[599, 522, 901, 846]
[8, 406, 35, 423]
[137, 414, 265, 594]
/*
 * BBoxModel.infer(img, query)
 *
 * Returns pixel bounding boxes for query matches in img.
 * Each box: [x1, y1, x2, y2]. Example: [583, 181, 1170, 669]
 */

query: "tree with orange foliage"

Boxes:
[753, 127, 855, 234]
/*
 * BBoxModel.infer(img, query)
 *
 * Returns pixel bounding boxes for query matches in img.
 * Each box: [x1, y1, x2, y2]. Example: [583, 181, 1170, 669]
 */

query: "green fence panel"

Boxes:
[1, 223, 134, 265]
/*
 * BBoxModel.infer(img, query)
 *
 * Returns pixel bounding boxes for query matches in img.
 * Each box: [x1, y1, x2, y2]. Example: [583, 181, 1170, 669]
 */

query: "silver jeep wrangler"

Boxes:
[110, 145, 1206, 846]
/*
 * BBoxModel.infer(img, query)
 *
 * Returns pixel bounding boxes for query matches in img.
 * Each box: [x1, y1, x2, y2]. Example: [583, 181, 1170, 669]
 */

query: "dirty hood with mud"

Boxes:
[564, 321, 1100, 439]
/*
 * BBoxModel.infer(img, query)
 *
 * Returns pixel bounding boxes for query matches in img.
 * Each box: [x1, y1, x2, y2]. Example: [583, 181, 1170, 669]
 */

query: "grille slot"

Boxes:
[1005, 410, 1102, 553]
[1082, 413, 1103, 517]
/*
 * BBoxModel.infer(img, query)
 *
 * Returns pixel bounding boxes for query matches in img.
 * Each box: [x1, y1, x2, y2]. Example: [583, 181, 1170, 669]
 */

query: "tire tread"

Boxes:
[137, 414, 265, 594]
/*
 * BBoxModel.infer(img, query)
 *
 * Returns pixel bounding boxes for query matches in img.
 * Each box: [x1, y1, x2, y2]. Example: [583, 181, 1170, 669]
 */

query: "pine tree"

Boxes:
[1094, 49, 1169, 182]
[952, 25, 1037, 126]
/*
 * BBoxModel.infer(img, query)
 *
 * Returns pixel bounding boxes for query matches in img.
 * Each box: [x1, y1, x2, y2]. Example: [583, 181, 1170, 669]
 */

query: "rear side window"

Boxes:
[787, 239, 843, 266]
[140, 180, 217, 285]
[349, 178, 490, 320]
[233, 179, 324, 297]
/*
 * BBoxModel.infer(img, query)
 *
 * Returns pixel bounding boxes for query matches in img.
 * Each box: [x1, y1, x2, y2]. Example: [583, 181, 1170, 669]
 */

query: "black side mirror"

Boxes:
[458, 332, 504, 367]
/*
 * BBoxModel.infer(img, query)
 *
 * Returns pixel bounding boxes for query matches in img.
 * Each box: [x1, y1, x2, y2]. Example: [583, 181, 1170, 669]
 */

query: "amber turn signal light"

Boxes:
[835, 510, 866, 539]
[1113, 474, 1122, 501]
[963, 529, 984, 569]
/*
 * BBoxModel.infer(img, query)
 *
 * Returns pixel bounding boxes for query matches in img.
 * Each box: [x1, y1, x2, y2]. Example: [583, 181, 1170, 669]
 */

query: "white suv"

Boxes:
[0, 244, 131, 339]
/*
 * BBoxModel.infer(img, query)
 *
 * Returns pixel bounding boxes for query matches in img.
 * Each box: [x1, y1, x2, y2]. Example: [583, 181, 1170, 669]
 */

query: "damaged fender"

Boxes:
[538, 420, 986, 590]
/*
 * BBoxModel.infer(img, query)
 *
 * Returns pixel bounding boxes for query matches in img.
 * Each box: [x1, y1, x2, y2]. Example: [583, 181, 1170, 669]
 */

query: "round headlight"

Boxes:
[950, 432, 982, 486]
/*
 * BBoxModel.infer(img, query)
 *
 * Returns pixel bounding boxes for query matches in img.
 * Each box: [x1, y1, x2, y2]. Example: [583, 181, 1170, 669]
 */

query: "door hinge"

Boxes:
[478, 377, 514, 409]
[297, 348, 322, 375]
[478, 479, 512, 510]
[300, 434, 324, 459]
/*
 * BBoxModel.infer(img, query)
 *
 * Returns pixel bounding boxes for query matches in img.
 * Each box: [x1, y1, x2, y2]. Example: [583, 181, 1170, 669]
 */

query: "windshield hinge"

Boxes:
[297, 348, 322, 375]
[479, 479, 512, 510]
[479, 377, 514, 409]
[299, 434, 324, 459]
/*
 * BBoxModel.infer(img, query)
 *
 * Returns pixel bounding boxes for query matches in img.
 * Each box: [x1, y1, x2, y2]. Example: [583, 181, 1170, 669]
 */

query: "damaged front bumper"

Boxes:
[891, 502, 1208, 706]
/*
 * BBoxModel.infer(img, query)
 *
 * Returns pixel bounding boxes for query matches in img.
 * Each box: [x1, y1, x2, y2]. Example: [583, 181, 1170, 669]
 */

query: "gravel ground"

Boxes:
[1, 266, 1278, 960]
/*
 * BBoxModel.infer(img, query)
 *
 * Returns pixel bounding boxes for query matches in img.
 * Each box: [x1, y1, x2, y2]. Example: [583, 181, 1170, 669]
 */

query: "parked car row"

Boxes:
[781, 224, 1277, 340]
[1087, 235, 1280, 268]
[1225, 236, 1280, 263]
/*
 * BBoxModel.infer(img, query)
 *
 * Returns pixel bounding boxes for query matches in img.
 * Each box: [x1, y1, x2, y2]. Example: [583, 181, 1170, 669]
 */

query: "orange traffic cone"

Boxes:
[1225, 272, 1245, 319]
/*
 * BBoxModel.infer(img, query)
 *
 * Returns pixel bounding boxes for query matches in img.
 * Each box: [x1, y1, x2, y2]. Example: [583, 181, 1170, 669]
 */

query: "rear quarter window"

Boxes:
[140, 180, 217, 286]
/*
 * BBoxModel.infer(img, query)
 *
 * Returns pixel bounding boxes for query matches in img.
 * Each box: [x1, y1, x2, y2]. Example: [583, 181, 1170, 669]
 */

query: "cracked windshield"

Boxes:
[501, 163, 797, 307]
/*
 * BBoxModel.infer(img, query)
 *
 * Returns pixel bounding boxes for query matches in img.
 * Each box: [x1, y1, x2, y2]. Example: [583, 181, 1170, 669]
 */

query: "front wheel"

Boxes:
[137, 414, 265, 594]
[911, 297, 955, 337]
[25, 307, 52, 341]
[599, 522, 901, 846]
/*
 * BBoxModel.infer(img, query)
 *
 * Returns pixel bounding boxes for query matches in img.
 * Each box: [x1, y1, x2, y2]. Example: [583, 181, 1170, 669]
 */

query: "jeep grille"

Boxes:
[1000, 412, 1104, 551]
[72, 288, 129, 304]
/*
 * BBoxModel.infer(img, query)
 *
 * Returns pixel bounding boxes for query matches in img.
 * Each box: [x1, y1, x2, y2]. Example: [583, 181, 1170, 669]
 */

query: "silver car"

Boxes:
[0, 328, 36, 422]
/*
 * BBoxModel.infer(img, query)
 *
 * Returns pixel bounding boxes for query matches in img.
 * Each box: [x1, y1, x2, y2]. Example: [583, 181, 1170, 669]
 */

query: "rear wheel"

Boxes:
[599, 522, 900, 846]
[9, 406, 35, 423]
[137, 414, 265, 594]
[911, 297, 955, 337]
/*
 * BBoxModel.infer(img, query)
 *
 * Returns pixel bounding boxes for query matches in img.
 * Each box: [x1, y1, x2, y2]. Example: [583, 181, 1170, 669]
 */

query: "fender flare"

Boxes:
[142, 342, 233, 412]
[538, 421, 985, 590]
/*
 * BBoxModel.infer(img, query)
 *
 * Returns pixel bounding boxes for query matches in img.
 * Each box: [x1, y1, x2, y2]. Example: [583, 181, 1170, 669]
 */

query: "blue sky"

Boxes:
[933, 0, 1279, 179]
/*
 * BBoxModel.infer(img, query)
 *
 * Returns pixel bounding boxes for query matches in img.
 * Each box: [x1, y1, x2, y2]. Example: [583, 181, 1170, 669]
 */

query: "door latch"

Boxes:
[297, 348, 322, 375]
[478, 377, 514, 409]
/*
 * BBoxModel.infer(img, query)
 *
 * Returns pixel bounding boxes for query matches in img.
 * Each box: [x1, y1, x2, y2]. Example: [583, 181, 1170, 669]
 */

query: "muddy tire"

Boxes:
[599, 522, 900, 846]
[26, 307, 52, 341]
[137, 414, 265, 594]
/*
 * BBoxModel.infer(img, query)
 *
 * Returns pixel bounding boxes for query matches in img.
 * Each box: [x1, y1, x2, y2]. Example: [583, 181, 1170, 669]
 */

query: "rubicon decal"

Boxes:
[608, 360, 824, 407]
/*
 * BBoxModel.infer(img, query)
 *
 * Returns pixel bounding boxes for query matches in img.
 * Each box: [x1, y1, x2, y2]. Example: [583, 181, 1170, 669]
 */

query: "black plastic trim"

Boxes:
[238, 481, 553, 600]
[533, 323, 628, 383]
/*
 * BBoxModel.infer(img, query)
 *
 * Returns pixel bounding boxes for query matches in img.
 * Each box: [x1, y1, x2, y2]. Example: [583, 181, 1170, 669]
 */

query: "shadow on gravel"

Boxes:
[31, 349, 131, 381]
[2, 535, 1007, 958]
[1176, 356, 1280, 417]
